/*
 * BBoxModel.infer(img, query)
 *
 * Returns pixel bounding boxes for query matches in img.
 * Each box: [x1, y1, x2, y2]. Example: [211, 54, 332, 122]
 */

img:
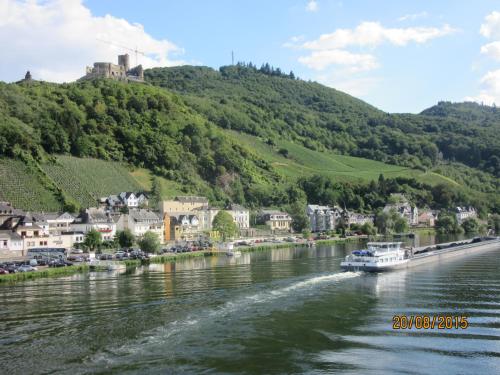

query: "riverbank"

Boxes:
[0, 264, 90, 283]
[0, 236, 364, 284]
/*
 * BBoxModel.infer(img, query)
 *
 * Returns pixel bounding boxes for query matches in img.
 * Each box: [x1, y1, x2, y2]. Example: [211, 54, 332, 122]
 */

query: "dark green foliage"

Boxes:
[84, 229, 102, 251]
[138, 231, 161, 254]
[435, 213, 463, 234]
[360, 222, 377, 235]
[461, 217, 479, 233]
[212, 211, 238, 240]
[0, 79, 281, 207]
[1, 67, 498, 214]
[116, 229, 134, 248]
[286, 201, 310, 232]
[488, 214, 500, 234]
[145, 66, 500, 177]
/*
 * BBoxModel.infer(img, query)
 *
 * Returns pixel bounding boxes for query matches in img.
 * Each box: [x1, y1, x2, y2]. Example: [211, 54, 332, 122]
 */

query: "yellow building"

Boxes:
[159, 196, 209, 215]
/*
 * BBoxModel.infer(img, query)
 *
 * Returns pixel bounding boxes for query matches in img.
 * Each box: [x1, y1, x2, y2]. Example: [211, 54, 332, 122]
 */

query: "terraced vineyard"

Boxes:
[226, 130, 457, 186]
[41, 156, 143, 208]
[0, 159, 62, 211]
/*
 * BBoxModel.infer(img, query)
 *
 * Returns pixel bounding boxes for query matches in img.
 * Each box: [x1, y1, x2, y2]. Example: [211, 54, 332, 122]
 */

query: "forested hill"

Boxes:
[145, 64, 500, 177]
[0, 68, 498, 214]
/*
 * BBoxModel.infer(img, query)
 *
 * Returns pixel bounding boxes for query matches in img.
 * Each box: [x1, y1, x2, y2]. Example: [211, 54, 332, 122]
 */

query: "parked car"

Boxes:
[18, 264, 37, 272]
[70, 249, 84, 254]
[99, 254, 113, 260]
[0, 267, 9, 274]
[68, 255, 85, 262]
[3, 263, 18, 273]
[48, 260, 66, 268]
[114, 251, 127, 260]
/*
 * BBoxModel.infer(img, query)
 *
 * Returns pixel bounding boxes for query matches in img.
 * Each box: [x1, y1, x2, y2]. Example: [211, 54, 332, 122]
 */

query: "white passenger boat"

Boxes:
[340, 242, 410, 272]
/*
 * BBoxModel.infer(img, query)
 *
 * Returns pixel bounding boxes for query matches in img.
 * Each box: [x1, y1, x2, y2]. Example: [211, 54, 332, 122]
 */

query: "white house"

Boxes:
[32, 212, 75, 235]
[126, 209, 164, 242]
[307, 204, 344, 232]
[0, 230, 24, 258]
[348, 212, 374, 226]
[72, 208, 116, 241]
[455, 207, 477, 224]
[226, 204, 250, 229]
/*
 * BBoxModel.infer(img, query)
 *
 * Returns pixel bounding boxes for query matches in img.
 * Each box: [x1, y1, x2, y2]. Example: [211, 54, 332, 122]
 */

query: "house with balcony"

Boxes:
[306, 204, 345, 232]
[258, 210, 293, 232]
[165, 212, 200, 241]
[227, 204, 250, 229]
[72, 208, 116, 241]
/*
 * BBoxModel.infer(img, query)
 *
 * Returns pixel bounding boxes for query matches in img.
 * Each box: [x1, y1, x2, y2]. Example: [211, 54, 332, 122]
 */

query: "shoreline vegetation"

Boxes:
[0, 236, 365, 284]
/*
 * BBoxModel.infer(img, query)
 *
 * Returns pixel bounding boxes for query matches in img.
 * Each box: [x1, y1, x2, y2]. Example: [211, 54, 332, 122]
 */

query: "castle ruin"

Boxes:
[80, 54, 144, 82]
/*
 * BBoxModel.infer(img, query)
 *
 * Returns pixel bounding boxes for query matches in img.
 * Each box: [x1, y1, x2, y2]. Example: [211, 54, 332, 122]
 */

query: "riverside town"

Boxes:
[0, 1, 500, 374]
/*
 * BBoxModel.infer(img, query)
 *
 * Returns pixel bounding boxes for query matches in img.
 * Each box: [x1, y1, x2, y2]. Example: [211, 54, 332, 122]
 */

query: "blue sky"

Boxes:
[2, 1, 500, 113]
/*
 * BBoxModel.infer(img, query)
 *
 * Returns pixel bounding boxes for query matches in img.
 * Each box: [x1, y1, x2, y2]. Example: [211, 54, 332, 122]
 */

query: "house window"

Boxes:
[21, 231, 26, 237]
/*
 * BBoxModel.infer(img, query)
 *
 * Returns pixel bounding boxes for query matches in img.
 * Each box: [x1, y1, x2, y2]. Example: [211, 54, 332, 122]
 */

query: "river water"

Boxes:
[1, 235, 499, 374]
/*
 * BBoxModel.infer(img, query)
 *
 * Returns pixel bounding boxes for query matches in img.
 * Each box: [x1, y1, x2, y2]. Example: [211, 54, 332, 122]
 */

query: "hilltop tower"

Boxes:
[118, 54, 130, 71]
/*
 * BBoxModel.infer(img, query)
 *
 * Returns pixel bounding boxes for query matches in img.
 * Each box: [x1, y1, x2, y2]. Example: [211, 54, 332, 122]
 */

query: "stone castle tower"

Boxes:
[80, 54, 144, 82]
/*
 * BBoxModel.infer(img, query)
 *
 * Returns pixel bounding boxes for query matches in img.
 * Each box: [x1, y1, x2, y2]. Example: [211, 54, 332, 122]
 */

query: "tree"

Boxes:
[375, 211, 393, 234]
[278, 148, 289, 158]
[212, 211, 238, 240]
[435, 214, 462, 234]
[116, 229, 135, 248]
[151, 176, 162, 207]
[138, 231, 161, 254]
[286, 201, 309, 233]
[84, 229, 102, 252]
[461, 217, 479, 233]
[360, 222, 377, 235]
[488, 214, 500, 234]
[394, 216, 409, 233]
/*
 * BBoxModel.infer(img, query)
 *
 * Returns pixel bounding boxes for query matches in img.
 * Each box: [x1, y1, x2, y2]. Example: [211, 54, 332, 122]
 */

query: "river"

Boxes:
[1, 235, 499, 374]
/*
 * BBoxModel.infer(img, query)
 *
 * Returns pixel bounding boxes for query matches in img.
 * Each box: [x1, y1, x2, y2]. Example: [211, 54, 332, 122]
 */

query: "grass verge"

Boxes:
[0, 264, 89, 283]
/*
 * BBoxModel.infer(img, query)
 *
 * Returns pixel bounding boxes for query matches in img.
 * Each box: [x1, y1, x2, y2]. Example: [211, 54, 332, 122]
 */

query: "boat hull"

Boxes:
[340, 260, 409, 273]
[341, 239, 499, 273]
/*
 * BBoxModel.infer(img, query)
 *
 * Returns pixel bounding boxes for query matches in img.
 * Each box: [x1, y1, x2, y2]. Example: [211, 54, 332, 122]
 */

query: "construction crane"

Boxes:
[96, 38, 145, 66]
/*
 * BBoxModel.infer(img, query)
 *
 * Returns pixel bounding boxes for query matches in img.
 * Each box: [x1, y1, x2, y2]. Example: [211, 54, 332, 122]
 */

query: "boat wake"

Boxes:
[86, 271, 361, 367]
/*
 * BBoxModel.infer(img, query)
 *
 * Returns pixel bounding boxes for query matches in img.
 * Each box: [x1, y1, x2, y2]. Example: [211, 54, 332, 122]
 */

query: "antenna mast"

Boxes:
[232, 50, 234, 65]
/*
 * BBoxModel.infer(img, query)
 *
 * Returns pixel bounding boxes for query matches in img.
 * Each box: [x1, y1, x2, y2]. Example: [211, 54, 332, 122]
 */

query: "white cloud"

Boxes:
[480, 41, 500, 61]
[465, 69, 500, 105]
[288, 21, 455, 74]
[298, 49, 378, 72]
[301, 22, 456, 50]
[480, 11, 500, 39]
[0, 0, 185, 82]
[468, 12, 500, 105]
[306, 0, 318, 12]
[398, 11, 428, 22]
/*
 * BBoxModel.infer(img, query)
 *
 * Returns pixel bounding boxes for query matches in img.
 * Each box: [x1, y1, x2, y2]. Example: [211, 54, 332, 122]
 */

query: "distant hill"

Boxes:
[0, 67, 498, 213]
[145, 64, 500, 177]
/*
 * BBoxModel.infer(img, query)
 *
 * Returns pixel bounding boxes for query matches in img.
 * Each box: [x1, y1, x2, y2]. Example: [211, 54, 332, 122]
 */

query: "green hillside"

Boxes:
[145, 64, 500, 177]
[0, 73, 498, 213]
[41, 156, 143, 208]
[225, 130, 455, 185]
[0, 159, 62, 211]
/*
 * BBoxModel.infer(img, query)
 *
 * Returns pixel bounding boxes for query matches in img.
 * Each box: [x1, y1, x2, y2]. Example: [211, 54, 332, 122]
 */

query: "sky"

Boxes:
[1, 0, 500, 113]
